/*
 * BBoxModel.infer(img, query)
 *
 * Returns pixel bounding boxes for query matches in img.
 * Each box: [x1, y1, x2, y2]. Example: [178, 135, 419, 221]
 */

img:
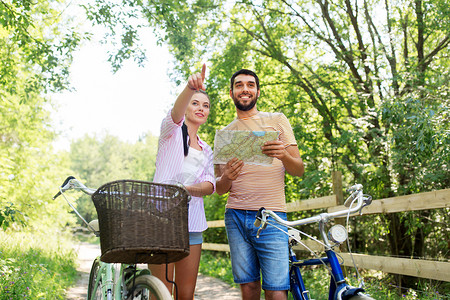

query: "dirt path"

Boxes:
[65, 242, 242, 299]
[65, 243, 99, 299]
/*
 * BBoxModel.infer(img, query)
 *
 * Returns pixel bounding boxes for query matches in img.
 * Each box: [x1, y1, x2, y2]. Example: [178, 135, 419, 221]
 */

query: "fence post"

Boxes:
[332, 171, 349, 258]
[332, 171, 343, 205]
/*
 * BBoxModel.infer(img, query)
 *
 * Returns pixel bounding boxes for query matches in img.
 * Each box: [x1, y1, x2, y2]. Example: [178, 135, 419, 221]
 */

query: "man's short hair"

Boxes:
[230, 69, 260, 91]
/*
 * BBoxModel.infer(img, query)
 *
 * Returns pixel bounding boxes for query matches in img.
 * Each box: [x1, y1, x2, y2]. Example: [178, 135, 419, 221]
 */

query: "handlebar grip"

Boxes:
[53, 176, 76, 199]
[254, 207, 265, 227]
[61, 176, 76, 187]
[52, 191, 62, 200]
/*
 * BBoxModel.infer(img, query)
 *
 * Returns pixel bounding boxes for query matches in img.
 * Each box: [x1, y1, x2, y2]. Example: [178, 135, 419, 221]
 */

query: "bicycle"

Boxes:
[54, 176, 192, 300]
[254, 184, 375, 300]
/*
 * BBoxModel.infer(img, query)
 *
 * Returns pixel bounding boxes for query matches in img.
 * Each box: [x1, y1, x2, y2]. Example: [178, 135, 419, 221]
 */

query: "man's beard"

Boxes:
[232, 93, 258, 111]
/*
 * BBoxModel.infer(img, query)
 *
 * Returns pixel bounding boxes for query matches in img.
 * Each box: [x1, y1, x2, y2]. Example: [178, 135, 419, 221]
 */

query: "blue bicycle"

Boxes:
[255, 184, 375, 300]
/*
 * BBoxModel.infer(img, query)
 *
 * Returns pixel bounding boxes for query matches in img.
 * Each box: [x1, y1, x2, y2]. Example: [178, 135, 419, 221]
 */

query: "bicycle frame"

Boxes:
[289, 248, 356, 300]
[90, 261, 117, 300]
[255, 184, 372, 300]
[89, 261, 152, 300]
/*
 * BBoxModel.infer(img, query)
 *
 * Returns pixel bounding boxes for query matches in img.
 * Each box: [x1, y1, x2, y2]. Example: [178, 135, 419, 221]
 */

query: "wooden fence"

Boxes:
[203, 171, 450, 282]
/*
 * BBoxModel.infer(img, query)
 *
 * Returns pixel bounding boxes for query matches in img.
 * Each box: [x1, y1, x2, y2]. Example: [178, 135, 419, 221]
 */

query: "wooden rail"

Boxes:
[204, 172, 450, 282]
[339, 253, 450, 282]
[328, 189, 450, 215]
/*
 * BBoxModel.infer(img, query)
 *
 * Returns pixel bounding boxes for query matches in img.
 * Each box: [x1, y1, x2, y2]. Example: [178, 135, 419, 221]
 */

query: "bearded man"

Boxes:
[215, 69, 304, 300]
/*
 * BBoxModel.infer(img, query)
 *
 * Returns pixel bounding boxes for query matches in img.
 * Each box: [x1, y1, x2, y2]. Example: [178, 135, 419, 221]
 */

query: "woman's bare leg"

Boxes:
[174, 244, 202, 300]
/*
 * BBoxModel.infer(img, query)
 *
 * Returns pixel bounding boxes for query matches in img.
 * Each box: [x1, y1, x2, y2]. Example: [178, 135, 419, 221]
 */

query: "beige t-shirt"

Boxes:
[218, 112, 297, 212]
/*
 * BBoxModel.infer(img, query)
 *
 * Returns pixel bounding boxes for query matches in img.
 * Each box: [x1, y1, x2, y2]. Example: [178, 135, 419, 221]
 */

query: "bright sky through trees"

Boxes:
[50, 9, 175, 151]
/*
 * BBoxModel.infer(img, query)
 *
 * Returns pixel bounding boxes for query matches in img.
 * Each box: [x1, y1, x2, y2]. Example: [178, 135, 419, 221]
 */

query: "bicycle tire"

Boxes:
[87, 258, 102, 300]
[126, 274, 171, 300]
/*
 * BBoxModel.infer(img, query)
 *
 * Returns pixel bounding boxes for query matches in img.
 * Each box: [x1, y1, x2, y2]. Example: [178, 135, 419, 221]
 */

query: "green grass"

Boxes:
[199, 251, 449, 300]
[199, 250, 236, 288]
[359, 275, 450, 300]
[73, 230, 100, 245]
[0, 230, 78, 299]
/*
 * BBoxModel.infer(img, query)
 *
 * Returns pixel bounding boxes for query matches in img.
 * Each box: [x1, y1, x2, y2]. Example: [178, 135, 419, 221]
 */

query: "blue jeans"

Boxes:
[224, 208, 290, 291]
[189, 231, 203, 245]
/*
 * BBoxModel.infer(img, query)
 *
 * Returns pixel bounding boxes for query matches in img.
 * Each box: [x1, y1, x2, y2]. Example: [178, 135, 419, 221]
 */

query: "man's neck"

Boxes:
[236, 107, 259, 119]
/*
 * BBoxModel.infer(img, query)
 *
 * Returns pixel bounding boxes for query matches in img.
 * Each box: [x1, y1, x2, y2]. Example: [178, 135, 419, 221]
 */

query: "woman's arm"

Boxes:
[186, 181, 214, 197]
[171, 64, 206, 123]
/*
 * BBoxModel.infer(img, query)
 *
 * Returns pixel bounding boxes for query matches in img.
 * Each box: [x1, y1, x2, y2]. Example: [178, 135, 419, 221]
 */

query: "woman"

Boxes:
[149, 64, 215, 299]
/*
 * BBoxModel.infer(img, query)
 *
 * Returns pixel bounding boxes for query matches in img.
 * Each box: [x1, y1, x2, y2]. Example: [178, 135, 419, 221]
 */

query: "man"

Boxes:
[215, 69, 304, 300]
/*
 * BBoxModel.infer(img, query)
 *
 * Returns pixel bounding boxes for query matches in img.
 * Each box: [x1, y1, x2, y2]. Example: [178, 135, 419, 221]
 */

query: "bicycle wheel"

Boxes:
[87, 258, 102, 300]
[126, 274, 171, 300]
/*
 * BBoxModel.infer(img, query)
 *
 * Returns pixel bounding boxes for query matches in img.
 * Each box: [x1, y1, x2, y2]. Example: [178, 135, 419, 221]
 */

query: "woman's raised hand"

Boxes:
[187, 63, 206, 91]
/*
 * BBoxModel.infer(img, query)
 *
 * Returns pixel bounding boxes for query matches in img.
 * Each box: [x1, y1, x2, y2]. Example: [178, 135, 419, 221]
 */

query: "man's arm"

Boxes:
[214, 158, 244, 195]
[282, 145, 304, 176]
[262, 141, 304, 177]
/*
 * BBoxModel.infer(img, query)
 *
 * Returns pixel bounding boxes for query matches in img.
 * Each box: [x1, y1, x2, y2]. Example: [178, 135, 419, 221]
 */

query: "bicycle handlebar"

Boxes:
[52, 176, 98, 234]
[53, 176, 97, 200]
[346, 184, 363, 193]
[255, 184, 372, 228]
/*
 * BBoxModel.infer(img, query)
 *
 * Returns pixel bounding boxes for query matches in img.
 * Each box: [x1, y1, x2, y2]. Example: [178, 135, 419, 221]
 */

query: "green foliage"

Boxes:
[0, 91, 78, 231]
[0, 0, 86, 232]
[382, 93, 450, 193]
[81, 0, 147, 73]
[0, 4, 86, 298]
[0, 202, 26, 230]
[0, 230, 77, 299]
[199, 251, 236, 288]
[81, 0, 220, 75]
[0, 0, 83, 94]
[203, 193, 228, 244]
[360, 275, 450, 300]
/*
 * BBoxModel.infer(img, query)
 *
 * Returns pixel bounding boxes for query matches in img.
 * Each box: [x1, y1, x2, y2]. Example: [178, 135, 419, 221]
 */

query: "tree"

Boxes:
[0, 0, 84, 231]
[0, 0, 82, 94]
[68, 132, 158, 223]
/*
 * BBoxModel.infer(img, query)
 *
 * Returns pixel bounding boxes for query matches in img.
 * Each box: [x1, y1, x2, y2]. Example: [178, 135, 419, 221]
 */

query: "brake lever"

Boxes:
[358, 195, 373, 215]
[256, 227, 263, 238]
[363, 194, 372, 205]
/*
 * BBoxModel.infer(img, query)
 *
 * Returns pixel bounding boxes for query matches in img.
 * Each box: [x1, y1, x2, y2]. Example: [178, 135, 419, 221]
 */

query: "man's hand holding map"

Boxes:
[213, 130, 280, 166]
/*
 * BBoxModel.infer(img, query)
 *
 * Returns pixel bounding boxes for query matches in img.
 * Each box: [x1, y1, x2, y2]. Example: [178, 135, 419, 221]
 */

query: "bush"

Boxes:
[0, 230, 77, 299]
[199, 250, 236, 288]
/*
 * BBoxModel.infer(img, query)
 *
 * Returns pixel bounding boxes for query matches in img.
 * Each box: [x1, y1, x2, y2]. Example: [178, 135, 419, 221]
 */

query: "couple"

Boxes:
[150, 64, 304, 300]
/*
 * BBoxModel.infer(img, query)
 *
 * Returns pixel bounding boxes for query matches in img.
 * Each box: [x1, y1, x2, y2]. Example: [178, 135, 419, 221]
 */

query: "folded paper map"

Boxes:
[213, 130, 279, 166]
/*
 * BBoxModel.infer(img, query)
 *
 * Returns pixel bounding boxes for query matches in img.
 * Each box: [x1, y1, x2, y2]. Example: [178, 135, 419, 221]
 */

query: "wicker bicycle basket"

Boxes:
[91, 180, 190, 264]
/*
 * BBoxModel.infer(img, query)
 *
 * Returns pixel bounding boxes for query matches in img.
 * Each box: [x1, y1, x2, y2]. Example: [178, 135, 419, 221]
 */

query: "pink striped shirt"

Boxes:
[153, 110, 215, 232]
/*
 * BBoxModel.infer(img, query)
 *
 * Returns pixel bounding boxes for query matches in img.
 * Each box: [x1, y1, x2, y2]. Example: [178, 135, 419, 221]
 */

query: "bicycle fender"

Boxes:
[124, 268, 152, 285]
